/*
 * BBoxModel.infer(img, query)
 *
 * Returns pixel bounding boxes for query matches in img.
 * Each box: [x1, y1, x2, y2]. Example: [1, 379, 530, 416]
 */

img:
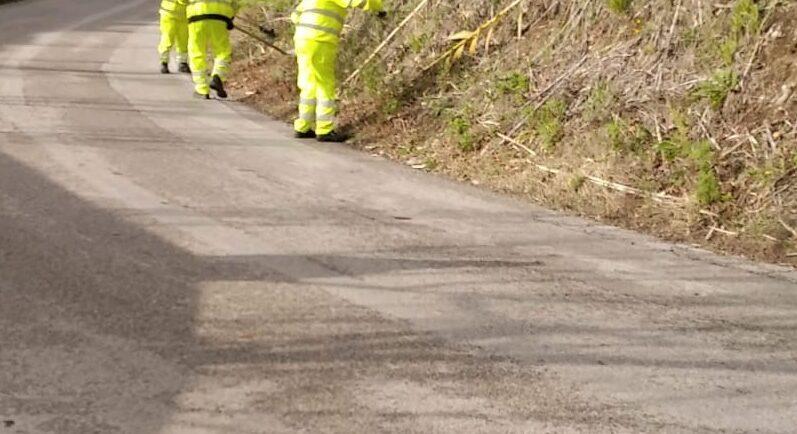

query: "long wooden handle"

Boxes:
[233, 25, 290, 56]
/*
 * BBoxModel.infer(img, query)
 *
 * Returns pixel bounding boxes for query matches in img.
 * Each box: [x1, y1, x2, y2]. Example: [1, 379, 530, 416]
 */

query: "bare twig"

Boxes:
[499, 133, 683, 204]
[699, 209, 720, 218]
[498, 132, 538, 157]
[779, 218, 797, 239]
[503, 54, 589, 139]
[705, 226, 738, 241]
[345, 0, 431, 85]
[665, 1, 682, 52]
[740, 2, 779, 88]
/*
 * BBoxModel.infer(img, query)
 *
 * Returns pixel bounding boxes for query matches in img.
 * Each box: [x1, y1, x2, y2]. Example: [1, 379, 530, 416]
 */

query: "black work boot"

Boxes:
[316, 130, 350, 143]
[209, 74, 227, 99]
[178, 62, 191, 74]
[294, 130, 316, 139]
[160, 62, 170, 74]
[193, 91, 210, 100]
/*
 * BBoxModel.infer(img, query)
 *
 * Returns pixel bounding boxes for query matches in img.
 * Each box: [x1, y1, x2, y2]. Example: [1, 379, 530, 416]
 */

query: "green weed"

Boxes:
[719, 37, 739, 66]
[606, 117, 625, 150]
[409, 33, 429, 54]
[690, 139, 714, 166]
[681, 27, 700, 48]
[570, 174, 587, 192]
[448, 114, 476, 152]
[607, 0, 632, 14]
[693, 69, 739, 109]
[382, 97, 401, 116]
[360, 62, 384, 95]
[696, 167, 723, 205]
[533, 99, 567, 150]
[656, 117, 691, 161]
[731, 0, 760, 36]
[690, 140, 725, 205]
[606, 116, 652, 154]
[496, 72, 530, 97]
[584, 82, 616, 123]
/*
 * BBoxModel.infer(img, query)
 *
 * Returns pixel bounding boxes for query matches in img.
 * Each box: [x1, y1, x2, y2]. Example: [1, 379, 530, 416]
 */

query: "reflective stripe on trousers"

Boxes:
[294, 39, 338, 135]
[158, 13, 188, 64]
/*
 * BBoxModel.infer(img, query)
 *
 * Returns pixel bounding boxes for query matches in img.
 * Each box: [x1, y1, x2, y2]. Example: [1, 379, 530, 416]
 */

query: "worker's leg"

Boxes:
[158, 14, 176, 65]
[209, 21, 232, 82]
[293, 39, 317, 134]
[188, 21, 210, 95]
[175, 18, 189, 66]
[313, 41, 339, 136]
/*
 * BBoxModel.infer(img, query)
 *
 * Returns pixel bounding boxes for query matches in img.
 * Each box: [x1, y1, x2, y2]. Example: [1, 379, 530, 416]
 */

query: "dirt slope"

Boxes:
[229, 0, 797, 265]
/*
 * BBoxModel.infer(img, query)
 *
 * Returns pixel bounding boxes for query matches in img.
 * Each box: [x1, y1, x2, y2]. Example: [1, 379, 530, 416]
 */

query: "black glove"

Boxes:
[377, 11, 387, 19]
[259, 25, 277, 38]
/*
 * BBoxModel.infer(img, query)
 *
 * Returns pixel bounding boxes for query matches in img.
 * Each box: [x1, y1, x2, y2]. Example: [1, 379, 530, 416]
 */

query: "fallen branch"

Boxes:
[705, 226, 738, 241]
[497, 132, 537, 156]
[500, 133, 684, 204]
[344, 0, 431, 85]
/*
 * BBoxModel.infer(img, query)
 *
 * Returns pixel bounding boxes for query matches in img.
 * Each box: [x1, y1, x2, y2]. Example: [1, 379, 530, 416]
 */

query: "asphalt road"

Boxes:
[1, 1, 796, 432]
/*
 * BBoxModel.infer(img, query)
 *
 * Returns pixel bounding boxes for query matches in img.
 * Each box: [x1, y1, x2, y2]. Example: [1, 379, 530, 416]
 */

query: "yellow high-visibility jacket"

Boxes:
[292, 0, 384, 45]
[179, 0, 241, 20]
[160, 0, 187, 18]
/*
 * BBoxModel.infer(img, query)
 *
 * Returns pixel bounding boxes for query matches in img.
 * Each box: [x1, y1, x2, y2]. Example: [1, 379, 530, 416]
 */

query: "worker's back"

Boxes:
[183, 0, 239, 19]
[293, 0, 383, 44]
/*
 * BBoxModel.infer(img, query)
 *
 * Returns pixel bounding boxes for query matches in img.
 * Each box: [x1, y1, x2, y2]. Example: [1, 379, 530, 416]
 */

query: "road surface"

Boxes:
[1, 1, 796, 432]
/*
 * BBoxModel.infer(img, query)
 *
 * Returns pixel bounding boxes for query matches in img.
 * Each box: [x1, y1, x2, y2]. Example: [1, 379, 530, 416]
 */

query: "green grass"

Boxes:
[719, 37, 739, 66]
[696, 168, 723, 205]
[409, 33, 429, 54]
[607, 0, 632, 14]
[448, 114, 476, 152]
[360, 62, 385, 95]
[693, 69, 739, 109]
[381, 97, 401, 117]
[606, 117, 652, 154]
[584, 81, 616, 123]
[570, 174, 587, 192]
[731, 0, 761, 36]
[533, 99, 568, 150]
[496, 72, 530, 97]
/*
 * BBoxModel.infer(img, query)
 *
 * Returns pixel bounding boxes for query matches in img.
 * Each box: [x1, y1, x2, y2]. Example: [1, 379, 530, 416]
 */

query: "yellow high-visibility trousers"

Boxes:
[158, 13, 188, 64]
[294, 38, 338, 135]
[187, 19, 232, 95]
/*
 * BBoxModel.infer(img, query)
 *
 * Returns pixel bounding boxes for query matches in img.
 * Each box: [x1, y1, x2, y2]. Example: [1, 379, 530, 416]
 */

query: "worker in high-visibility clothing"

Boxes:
[158, 0, 190, 74]
[292, 0, 386, 142]
[181, 0, 241, 99]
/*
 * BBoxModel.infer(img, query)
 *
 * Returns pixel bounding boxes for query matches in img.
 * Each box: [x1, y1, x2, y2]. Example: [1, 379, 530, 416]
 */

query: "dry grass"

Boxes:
[229, 0, 797, 266]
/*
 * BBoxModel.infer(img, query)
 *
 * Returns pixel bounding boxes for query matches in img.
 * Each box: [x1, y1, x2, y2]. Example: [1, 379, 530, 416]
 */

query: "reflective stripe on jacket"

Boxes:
[183, 0, 240, 20]
[293, 0, 384, 44]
